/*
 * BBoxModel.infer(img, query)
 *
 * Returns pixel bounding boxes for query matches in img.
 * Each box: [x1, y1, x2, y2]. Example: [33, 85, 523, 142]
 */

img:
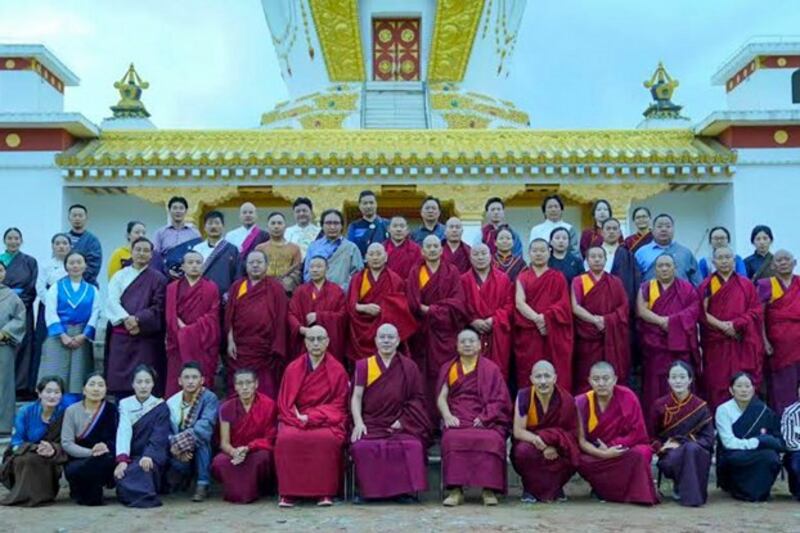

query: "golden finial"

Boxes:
[642, 61, 684, 119]
[111, 63, 151, 118]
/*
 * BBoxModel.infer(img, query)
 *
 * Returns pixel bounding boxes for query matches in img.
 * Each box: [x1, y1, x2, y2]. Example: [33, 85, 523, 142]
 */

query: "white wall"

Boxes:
[0, 71, 63, 112]
[726, 68, 800, 111]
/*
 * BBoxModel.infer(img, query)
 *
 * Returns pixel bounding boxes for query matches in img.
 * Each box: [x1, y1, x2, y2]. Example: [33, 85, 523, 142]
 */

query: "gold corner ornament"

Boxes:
[273, 184, 366, 211]
[111, 63, 151, 118]
[644, 61, 679, 102]
[428, 0, 486, 82]
[126, 186, 239, 223]
[308, 0, 365, 81]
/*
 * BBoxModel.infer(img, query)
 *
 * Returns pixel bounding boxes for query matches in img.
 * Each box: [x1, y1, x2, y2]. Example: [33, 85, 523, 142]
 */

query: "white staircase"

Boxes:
[362, 81, 429, 129]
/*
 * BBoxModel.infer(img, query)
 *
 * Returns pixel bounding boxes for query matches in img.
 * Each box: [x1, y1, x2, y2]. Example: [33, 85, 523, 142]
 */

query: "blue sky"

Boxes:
[1, 0, 798, 129]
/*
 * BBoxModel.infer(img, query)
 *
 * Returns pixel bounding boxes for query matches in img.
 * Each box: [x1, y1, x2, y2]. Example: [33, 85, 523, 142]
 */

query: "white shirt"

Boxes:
[36, 257, 67, 302]
[115, 395, 163, 458]
[105, 266, 145, 325]
[285, 223, 321, 258]
[191, 240, 216, 262]
[529, 219, 572, 244]
[781, 401, 800, 452]
[602, 242, 619, 273]
[226, 225, 258, 251]
[715, 398, 759, 450]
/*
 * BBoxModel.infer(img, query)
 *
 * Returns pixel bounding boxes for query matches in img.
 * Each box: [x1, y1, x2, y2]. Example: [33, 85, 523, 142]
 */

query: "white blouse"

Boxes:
[715, 398, 759, 450]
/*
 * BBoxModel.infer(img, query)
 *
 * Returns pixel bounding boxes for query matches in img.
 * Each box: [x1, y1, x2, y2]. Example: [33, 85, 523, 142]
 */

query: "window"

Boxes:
[793, 69, 800, 104]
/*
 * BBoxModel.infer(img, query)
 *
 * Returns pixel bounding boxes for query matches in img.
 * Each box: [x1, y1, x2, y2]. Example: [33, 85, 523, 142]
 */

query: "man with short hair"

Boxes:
[601, 218, 640, 307]
[384, 215, 422, 279]
[165, 361, 219, 502]
[285, 197, 321, 259]
[441, 217, 472, 274]
[226, 202, 269, 257]
[191, 210, 240, 297]
[411, 196, 446, 245]
[350, 323, 431, 502]
[438, 329, 512, 507]
[275, 325, 349, 507]
[304, 209, 363, 291]
[225, 250, 288, 398]
[255, 212, 303, 294]
[481, 197, 522, 257]
[165, 251, 221, 397]
[152, 196, 202, 278]
[66, 204, 102, 285]
[576, 361, 658, 505]
[347, 190, 389, 257]
[635, 213, 701, 286]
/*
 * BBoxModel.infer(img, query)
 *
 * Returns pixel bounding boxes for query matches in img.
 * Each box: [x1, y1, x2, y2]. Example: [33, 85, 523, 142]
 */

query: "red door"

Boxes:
[372, 18, 420, 81]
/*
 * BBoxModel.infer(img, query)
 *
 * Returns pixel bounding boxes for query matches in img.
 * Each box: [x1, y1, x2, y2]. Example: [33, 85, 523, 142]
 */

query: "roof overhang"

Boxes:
[694, 110, 800, 136]
[0, 112, 99, 138]
[711, 36, 800, 85]
[0, 44, 80, 86]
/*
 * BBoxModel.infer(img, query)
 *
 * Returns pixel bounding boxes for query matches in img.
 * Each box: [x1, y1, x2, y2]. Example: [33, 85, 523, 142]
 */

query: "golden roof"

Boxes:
[57, 129, 735, 169]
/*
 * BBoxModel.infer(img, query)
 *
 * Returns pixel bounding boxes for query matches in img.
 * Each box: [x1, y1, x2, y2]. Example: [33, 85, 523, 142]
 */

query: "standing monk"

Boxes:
[225, 251, 288, 399]
[384, 216, 422, 279]
[288, 256, 347, 361]
[759, 249, 800, 414]
[275, 326, 349, 507]
[407, 235, 465, 418]
[576, 361, 659, 505]
[700, 246, 764, 411]
[637, 253, 700, 417]
[165, 251, 220, 397]
[104, 238, 167, 397]
[350, 324, 432, 501]
[461, 244, 514, 382]
[511, 360, 579, 503]
[572, 246, 631, 392]
[438, 329, 512, 506]
[347, 243, 416, 362]
[514, 239, 574, 391]
[441, 217, 472, 274]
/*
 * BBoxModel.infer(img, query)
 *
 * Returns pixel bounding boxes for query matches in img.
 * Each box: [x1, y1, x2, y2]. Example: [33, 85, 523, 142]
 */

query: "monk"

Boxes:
[288, 256, 347, 361]
[700, 245, 764, 411]
[384, 216, 422, 279]
[408, 235, 465, 418]
[438, 329, 511, 506]
[511, 360, 579, 503]
[347, 243, 417, 361]
[225, 250, 288, 399]
[760, 249, 800, 414]
[275, 325, 349, 507]
[441, 217, 472, 274]
[636, 253, 700, 421]
[461, 244, 514, 382]
[514, 239, 574, 391]
[350, 323, 432, 501]
[165, 251, 220, 397]
[576, 361, 659, 505]
[572, 246, 631, 392]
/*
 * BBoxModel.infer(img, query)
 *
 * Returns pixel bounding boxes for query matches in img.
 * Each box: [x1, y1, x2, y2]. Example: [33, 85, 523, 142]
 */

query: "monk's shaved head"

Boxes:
[590, 361, 615, 376]
[377, 323, 398, 336]
[472, 243, 490, 255]
[588, 361, 617, 397]
[240, 202, 256, 212]
[532, 360, 555, 374]
[375, 323, 400, 356]
[774, 249, 794, 261]
[422, 234, 440, 247]
[458, 328, 480, 341]
[531, 360, 557, 393]
[307, 325, 328, 338]
[367, 242, 386, 254]
[712, 245, 734, 259]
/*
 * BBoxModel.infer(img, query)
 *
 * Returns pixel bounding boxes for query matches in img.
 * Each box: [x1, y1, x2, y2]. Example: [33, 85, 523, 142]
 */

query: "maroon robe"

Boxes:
[442, 241, 472, 274]
[211, 392, 277, 503]
[699, 272, 764, 411]
[437, 356, 511, 492]
[275, 353, 348, 498]
[759, 275, 800, 414]
[511, 385, 579, 501]
[225, 277, 288, 399]
[288, 280, 347, 361]
[624, 231, 654, 254]
[384, 238, 422, 279]
[461, 267, 514, 382]
[407, 262, 465, 418]
[514, 268, 574, 391]
[637, 278, 700, 422]
[351, 354, 431, 498]
[165, 277, 221, 397]
[347, 269, 417, 361]
[105, 268, 167, 396]
[572, 272, 630, 392]
[576, 385, 659, 504]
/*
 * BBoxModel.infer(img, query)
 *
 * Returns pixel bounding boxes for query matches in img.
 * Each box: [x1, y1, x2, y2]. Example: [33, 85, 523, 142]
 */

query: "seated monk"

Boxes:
[437, 329, 512, 507]
[384, 216, 422, 279]
[212, 368, 278, 504]
[576, 361, 659, 505]
[275, 325, 349, 507]
[511, 360, 579, 504]
[350, 323, 432, 502]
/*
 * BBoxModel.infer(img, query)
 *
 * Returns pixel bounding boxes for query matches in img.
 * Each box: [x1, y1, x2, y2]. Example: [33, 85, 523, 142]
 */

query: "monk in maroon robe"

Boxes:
[636, 253, 700, 422]
[758, 249, 800, 414]
[384, 216, 422, 279]
[408, 235, 466, 419]
[350, 323, 431, 500]
[699, 246, 764, 410]
[576, 361, 659, 505]
[225, 250, 288, 399]
[275, 326, 348, 506]
[212, 368, 278, 503]
[438, 329, 512, 506]
[572, 247, 630, 392]
[288, 256, 347, 361]
[165, 251, 221, 397]
[514, 239, 574, 391]
[347, 243, 417, 362]
[511, 360, 579, 502]
[441, 217, 472, 274]
[461, 244, 514, 382]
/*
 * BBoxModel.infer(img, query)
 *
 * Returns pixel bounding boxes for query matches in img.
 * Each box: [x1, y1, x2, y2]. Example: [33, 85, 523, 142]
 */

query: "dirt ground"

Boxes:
[1, 474, 799, 533]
